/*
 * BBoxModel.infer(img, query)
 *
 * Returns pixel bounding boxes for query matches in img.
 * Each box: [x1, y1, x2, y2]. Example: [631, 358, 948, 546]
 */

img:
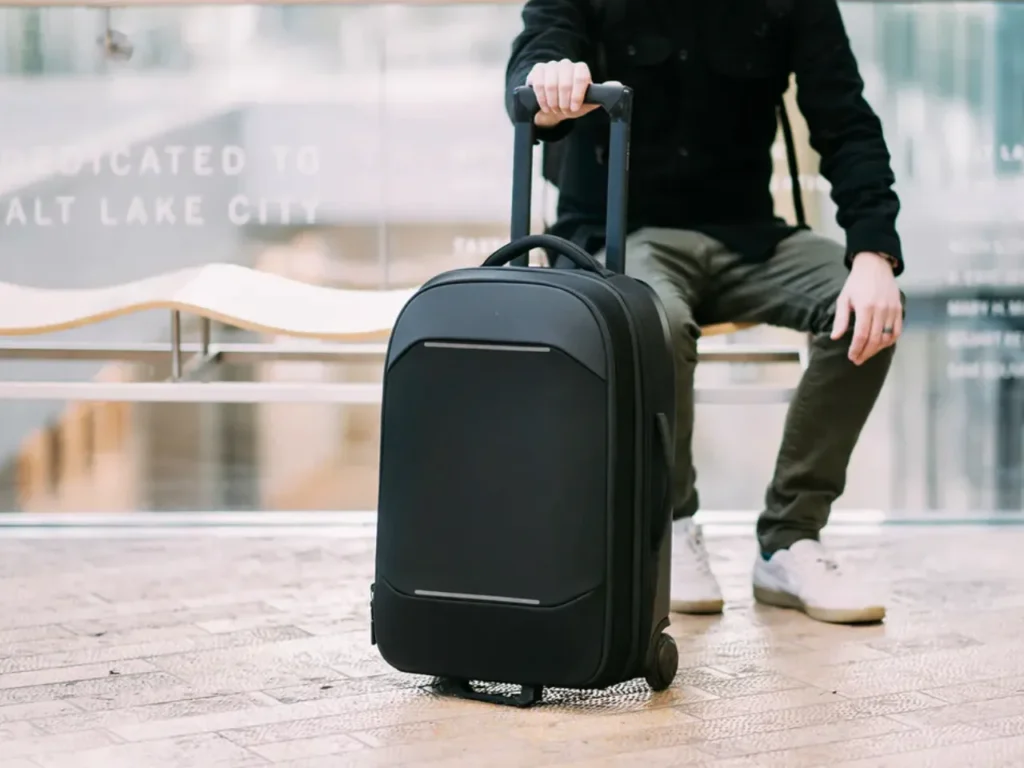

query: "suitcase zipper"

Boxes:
[369, 582, 377, 646]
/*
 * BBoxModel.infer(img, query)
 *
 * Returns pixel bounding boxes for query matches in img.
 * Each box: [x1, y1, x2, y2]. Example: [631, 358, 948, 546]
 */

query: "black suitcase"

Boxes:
[372, 83, 678, 707]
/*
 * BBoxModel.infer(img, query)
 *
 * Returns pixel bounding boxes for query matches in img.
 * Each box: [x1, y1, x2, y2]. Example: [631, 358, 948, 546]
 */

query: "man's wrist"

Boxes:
[852, 251, 898, 273]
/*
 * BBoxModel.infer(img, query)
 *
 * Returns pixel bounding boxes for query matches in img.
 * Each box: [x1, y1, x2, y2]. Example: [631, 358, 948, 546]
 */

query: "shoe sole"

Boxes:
[670, 598, 725, 615]
[752, 585, 885, 625]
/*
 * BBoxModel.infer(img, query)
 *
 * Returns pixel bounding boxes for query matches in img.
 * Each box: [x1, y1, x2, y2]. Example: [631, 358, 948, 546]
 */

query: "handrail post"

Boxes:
[170, 310, 182, 380]
[200, 318, 211, 356]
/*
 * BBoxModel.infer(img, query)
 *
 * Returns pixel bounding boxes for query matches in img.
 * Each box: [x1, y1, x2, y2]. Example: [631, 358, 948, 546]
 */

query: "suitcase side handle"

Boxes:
[482, 233, 612, 277]
[653, 412, 675, 550]
[510, 84, 632, 275]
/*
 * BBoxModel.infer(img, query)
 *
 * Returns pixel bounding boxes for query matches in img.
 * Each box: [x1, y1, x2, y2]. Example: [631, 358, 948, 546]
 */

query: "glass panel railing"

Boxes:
[0, 2, 1021, 519]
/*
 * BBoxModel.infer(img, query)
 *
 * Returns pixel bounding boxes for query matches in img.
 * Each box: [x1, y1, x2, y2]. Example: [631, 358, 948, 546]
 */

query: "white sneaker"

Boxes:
[670, 518, 724, 614]
[752, 539, 886, 624]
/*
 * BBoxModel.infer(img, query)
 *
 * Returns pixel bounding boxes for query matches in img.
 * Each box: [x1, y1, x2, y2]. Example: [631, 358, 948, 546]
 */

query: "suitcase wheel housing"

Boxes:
[644, 632, 679, 692]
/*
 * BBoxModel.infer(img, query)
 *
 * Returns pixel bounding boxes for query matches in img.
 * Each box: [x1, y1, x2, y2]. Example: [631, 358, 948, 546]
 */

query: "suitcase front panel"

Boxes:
[378, 339, 608, 607]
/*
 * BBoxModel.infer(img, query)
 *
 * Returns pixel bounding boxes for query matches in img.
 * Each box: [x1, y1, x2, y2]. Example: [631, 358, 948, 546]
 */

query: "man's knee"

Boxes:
[667, 312, 701, 365]
[782, 233, 847, 331]
[623, 232, 702, 359]
[641, 280, 700, 363]
[810, 286, 847, 337]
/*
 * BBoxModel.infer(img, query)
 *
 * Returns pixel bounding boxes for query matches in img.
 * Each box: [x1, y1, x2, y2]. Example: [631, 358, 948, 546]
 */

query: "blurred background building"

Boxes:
[0, 2, 1021, 519]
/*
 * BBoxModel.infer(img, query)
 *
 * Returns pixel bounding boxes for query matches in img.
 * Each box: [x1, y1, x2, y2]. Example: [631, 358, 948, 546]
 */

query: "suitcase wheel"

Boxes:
[644, 632, 678, 692]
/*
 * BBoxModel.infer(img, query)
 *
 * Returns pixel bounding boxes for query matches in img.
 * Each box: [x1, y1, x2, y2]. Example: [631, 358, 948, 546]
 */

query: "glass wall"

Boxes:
[854, 4, 1024, 514]
[0, 2, 1021, 518]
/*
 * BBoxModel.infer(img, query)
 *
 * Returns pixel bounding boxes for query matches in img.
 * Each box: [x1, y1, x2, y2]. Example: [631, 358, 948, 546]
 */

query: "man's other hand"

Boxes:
[830, 252, 902, 365]
[526, 60, 618, 128]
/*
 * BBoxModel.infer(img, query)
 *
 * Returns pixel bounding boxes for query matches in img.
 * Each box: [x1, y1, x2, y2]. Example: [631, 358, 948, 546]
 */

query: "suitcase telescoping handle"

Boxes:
[510, 83, 633, 274]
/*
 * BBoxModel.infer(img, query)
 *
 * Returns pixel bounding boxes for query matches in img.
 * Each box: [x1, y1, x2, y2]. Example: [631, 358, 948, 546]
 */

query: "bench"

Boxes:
[0, 263, 803, 404]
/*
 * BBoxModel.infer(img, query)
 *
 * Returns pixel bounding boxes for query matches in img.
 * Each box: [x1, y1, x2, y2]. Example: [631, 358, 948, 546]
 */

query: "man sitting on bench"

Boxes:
[505, 0, 904, 624]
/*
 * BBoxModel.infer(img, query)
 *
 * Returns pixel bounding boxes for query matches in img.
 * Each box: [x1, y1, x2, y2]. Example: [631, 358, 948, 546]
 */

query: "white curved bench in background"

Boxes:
[0, 264, 804, 404]
[0, 263, 416, 342]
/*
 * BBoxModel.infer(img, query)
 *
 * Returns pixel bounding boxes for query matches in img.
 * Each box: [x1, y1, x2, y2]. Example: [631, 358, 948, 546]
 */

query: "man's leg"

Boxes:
[598, 227, 724, 614]
[705, 228, 896, 623]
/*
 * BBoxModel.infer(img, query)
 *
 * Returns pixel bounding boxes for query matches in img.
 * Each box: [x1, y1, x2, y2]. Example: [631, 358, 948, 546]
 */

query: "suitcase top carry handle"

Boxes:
[482, 233, 613, 277]
[509, 84, 632, 274]
[512, 83, 631, 121]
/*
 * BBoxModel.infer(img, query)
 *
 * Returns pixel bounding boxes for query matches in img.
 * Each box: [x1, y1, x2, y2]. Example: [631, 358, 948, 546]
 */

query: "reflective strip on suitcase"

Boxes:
[414, 589, 541, 606]
[424, 342, 551, 353]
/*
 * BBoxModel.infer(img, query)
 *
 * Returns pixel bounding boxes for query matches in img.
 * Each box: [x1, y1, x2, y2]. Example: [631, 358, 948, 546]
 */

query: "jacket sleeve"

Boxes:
[791, 0, 904, 275]
[505, 0, 595, 143]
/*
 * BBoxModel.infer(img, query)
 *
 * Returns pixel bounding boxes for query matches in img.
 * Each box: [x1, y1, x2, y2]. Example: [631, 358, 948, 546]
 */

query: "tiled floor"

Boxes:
[1, 527, 1023, 767]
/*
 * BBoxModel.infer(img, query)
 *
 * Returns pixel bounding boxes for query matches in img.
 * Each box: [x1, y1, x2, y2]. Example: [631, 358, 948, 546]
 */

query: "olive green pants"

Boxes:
[599, 227, 896, 555]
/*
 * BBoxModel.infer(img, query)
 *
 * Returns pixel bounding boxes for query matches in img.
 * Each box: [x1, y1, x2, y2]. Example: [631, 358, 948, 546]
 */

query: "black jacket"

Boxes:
[505, 0, 904, 274]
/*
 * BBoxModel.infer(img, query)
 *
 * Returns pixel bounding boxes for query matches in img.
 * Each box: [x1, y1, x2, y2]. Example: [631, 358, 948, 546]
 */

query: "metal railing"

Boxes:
[0, 310, 807, 404]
